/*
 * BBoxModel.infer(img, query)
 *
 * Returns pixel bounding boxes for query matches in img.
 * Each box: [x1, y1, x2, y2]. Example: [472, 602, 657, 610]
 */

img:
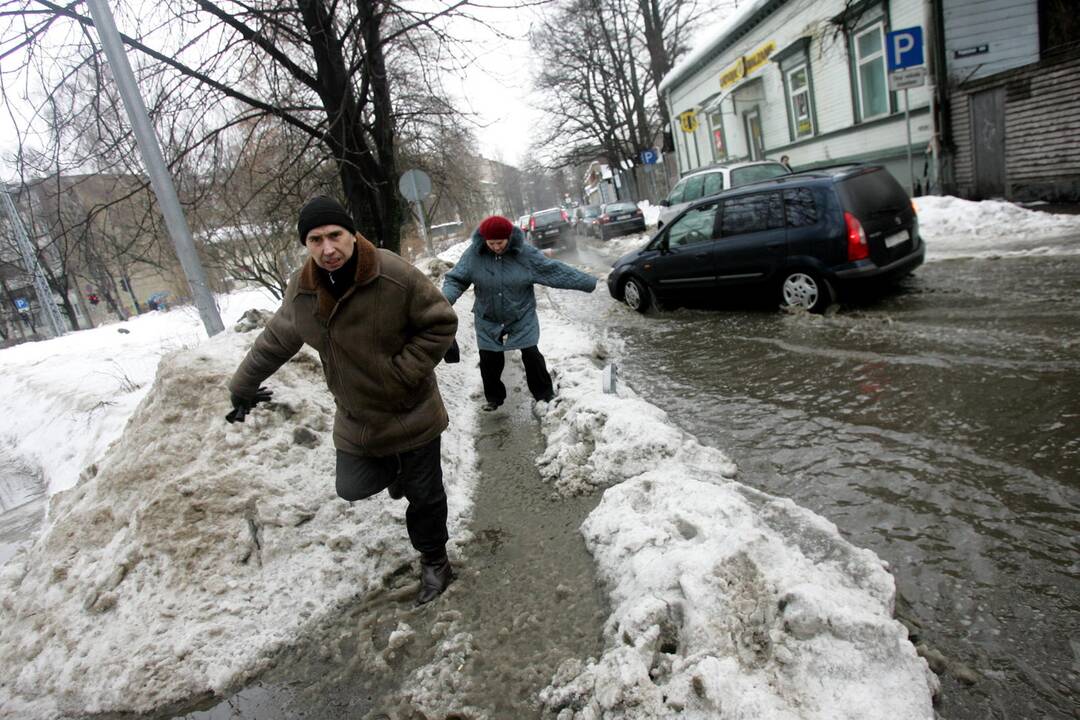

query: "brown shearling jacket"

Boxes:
[228, 236, 458, 457]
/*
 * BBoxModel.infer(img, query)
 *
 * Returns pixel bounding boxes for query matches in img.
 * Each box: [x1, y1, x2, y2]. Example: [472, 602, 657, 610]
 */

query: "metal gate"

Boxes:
[971, 87, 1006, 199]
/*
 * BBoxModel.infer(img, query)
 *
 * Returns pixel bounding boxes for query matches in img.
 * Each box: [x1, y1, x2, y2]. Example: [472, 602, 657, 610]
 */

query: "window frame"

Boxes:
[784, 62, 815, 139]
[708, 110, 728, 163]
[851, 19, 890, 121]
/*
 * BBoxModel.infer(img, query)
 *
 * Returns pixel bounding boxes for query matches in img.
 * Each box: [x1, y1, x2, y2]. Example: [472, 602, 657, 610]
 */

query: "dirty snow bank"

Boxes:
[917, 195, 1080, 260]
[0, 292, 278, 496]
[526, 293, 938, 718]
[0, 287, 480, 718]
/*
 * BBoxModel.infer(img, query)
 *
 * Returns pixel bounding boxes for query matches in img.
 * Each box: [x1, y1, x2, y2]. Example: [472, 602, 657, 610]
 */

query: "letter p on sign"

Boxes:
[886, 26, 924, 71]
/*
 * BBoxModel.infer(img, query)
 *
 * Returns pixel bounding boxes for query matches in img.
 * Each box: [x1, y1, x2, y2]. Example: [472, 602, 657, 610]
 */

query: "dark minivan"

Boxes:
[607, 165, 924, 313]
[527, 207, 573, 250]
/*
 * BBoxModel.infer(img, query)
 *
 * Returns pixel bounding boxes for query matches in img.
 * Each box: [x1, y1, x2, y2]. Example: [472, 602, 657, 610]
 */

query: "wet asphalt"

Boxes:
[558, 231, 1080, 720]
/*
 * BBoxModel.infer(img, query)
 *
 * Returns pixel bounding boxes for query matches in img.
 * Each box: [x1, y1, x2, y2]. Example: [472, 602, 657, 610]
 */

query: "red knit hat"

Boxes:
[478, 215, 514, 241]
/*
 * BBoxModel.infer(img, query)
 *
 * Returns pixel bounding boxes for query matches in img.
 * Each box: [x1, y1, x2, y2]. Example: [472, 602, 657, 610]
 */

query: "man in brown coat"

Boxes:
[227, 196, 459, 605]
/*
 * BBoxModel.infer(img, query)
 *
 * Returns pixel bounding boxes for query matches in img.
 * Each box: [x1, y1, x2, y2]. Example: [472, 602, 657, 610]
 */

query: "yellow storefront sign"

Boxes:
[678, 110, 699, 133]
[720, 41, 777, 89]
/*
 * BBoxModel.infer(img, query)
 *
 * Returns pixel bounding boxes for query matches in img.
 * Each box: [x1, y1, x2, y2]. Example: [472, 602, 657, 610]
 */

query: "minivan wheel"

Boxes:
[780, 270, 833, 313]
[622, 277, 651, 313]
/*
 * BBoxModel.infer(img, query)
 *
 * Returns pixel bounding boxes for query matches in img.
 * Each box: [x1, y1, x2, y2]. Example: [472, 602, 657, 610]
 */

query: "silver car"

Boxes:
[657, 160, 792, 228]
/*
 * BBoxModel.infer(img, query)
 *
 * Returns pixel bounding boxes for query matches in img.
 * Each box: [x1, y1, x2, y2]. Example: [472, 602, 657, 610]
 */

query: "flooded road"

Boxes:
[560, 235, 1080, 719]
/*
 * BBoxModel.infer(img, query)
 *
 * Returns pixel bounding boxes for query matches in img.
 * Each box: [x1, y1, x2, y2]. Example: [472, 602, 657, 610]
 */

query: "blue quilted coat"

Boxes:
[442, 226, 597, 351]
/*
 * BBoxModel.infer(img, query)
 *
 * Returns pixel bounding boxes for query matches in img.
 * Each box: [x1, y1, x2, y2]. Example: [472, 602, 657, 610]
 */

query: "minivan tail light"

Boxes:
[530, 217, 536, 230]
[844, 211, 869, 261]
[599, 214, 610, 224]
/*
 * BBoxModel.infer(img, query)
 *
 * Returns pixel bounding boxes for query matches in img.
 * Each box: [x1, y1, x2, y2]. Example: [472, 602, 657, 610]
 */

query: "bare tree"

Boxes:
[1, 0, 494, 254]
[530, 0, 709, 166]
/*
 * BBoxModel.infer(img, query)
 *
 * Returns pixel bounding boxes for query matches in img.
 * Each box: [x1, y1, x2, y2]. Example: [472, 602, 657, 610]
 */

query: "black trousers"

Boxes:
[478, 346, 554, 404]
[335, 436, 448, 558]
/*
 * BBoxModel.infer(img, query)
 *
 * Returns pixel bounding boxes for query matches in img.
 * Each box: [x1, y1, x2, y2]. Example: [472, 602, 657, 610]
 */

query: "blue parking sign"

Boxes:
[14, 297, 29, 312]
[640, 148, 659, 165]
[886, 27, 924, 71]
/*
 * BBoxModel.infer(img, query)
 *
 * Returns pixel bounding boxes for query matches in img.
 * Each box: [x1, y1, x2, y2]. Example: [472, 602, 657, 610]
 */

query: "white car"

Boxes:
[657, 160, 792, 228]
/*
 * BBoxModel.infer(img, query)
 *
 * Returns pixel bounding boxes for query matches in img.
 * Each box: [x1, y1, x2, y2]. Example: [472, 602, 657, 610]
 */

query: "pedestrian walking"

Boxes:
[226, 195, 459, 605]
[442, 215, 596, 412]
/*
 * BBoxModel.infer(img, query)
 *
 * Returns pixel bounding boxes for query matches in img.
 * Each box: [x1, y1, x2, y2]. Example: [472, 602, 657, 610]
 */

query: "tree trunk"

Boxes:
[298, 0, 402, 254]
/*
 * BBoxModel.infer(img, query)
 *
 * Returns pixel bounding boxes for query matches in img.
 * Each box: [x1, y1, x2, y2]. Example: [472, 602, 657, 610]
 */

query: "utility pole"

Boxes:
[85, 0, 224, 337]
[0, 189, 67, 338]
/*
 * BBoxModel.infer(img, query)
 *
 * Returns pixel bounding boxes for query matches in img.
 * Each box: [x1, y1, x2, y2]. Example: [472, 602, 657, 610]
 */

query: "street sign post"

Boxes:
[886, 26, 926, 197]
[398, 169, 433, 254]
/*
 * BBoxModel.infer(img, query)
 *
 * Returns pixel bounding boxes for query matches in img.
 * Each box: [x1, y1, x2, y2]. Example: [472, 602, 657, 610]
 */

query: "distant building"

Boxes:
[0, 174, 224, 339]
[658, 0, 1079, 201]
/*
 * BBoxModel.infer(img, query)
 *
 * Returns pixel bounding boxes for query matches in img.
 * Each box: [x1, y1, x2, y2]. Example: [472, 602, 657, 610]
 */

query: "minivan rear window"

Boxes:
[836, 168, 910, 217]
[730, 164, 790, 188]
[604, 202, 637, 213]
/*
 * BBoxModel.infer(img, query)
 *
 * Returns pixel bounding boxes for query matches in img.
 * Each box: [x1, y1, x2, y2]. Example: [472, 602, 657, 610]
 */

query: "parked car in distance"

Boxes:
[608, 164, 924, 314]
[657, 160, 792, 228]
[527, 207, 573, 250]
[596, 201, 646, 240]
[573, 204, 602, 237]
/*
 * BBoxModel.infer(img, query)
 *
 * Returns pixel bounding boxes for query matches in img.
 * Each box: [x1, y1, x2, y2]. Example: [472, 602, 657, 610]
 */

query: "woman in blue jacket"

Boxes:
[442, 215, 597, 411]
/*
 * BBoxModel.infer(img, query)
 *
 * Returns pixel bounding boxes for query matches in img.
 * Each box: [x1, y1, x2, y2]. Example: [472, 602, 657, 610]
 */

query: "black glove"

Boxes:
[226, 386, 273, 424]
[443, 338, 460, 364]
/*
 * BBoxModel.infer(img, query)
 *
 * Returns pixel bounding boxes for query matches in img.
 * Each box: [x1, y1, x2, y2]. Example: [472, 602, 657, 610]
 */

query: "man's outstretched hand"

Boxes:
[226, 386, 273, 424]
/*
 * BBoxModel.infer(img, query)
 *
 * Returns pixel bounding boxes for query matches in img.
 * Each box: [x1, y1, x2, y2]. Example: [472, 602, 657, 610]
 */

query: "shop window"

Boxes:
[785, 64, 815, 138]
[708, 111, 727, 162]
[853, 21, 889, 120]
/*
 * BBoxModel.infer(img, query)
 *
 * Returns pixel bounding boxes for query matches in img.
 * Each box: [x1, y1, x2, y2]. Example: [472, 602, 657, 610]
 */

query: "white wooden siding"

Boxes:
[666, 0, 933, 178]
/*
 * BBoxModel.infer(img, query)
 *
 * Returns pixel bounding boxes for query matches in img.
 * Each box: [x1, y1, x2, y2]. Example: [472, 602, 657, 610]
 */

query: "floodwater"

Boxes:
[560, 235, 1080, 720]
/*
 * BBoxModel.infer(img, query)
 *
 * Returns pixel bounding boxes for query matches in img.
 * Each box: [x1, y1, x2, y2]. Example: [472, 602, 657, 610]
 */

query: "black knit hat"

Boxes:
[297, 196, 356, 244]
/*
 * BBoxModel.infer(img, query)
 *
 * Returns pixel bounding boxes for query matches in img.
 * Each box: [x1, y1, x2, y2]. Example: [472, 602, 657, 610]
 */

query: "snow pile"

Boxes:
[541, 474, 937, 718]
[916, 195, 1080, 260]
[0, 302, 479, 718]
[0, 291, 278, 495]
[531, 297, 736, 496]
[525, 293, 937, 718]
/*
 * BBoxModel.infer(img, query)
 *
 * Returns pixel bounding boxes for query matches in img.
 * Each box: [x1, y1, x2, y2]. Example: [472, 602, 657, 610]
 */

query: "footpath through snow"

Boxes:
[0, 245, 940, 718]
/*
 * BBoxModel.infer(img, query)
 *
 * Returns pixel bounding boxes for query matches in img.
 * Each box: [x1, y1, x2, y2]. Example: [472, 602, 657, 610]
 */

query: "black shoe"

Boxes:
[387, 477, 405, 500]
[481, 401, 502, 412]
[416, 556, 455, 605]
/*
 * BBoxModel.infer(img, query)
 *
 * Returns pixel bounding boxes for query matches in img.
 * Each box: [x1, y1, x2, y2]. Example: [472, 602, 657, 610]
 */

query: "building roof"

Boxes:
[659, 0, 785, 95]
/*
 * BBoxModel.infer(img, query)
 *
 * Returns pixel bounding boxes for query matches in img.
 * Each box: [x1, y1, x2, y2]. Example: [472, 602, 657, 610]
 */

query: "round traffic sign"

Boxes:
[398, 169, 432, 202]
